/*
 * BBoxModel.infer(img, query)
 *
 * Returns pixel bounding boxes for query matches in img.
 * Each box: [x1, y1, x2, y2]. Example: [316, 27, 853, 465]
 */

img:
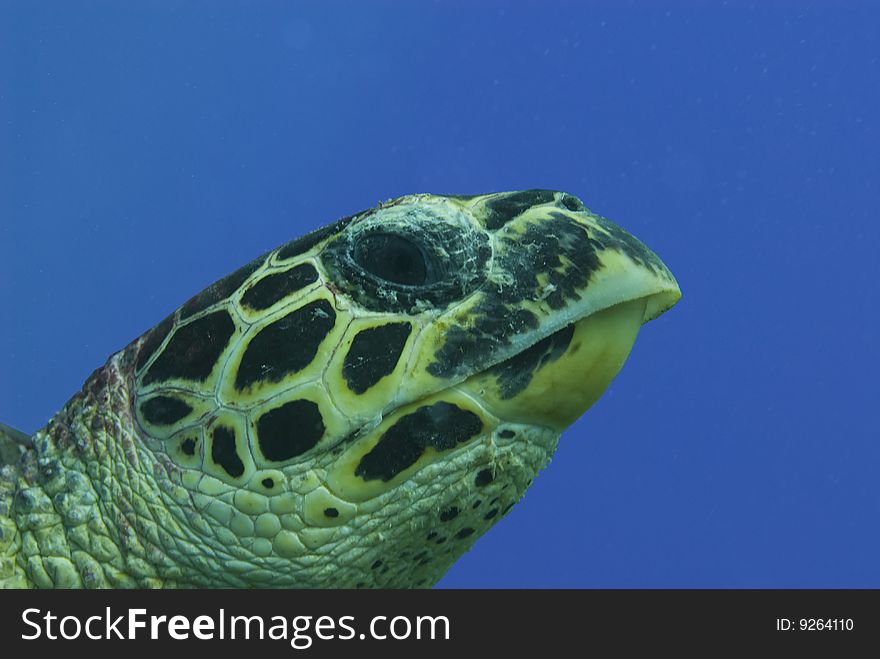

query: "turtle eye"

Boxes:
[352, 232, 433, 286]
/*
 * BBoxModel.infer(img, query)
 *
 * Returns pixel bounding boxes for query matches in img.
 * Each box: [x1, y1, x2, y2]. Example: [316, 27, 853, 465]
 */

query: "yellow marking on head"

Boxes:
[245, 381, 351, 468]
[323, 316, 420, 422]
[303, 487, 357, 527]
[217, 289, 352, 408]
[201, 410, 254, 485]
[324, 390, 494, 503]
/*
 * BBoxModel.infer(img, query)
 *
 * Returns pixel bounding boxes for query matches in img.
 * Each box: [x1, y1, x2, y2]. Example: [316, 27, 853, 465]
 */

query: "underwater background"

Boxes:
[0, 1, 877, 587]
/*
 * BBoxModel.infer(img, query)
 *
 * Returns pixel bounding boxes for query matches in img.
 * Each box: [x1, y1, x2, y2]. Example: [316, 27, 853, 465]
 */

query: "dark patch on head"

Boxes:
[139, 395, 193, 426]
[181, 437, 197, 456]
[142, 311, 236, 385]
[256, 399, 325, 462]
[439, 506, 460, 522]
[235, 299, 335, 390]
[475, 469, 494, 487]
[180, 255, 266, 320]
[436, 536, 446, 544]
[455, 527, 475, 540]
[354, 402, 483, 482]
[497, 212, 599, 311]
[276, 215, 354, 261]
[135, 313, 175, 373]
[472, 499, 482, 509]
[211, 425, 244, 478]
[498, 429, 516, 439]
[262, 478, 275, 489]
[426, 531, 437, 540]
[427, 302, 538, 381]
[484, 508, 498, 520]
[320, 213, 491, 315]
[484, 189, 556, 231]
[487, 324, 575, 399]
[371, 559, 383, 570]
[324, 507, 339, 518]
[428, 213, 599, 380]
[591, 213, 664, 274]
[342, 322, 412, 394]
[240, 263, 320, 311]
[502, 502, 515, 516]
[559, 194, 586, 212]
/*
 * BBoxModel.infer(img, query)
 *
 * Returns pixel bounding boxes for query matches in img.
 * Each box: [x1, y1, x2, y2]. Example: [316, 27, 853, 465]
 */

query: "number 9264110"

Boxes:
[776, 618, 854, 631]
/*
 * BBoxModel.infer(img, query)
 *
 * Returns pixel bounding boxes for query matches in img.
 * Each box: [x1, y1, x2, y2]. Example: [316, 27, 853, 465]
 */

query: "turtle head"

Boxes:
[126, 190, 679, 588]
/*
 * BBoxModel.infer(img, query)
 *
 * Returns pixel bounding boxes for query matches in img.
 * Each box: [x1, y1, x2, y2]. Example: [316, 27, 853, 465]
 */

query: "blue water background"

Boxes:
[1, 1, 877, 587]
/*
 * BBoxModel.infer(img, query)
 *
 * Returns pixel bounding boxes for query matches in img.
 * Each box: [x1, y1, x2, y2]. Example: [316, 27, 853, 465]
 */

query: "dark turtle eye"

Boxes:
[321, 204, 490, 313]
[352, 232, 432, 286]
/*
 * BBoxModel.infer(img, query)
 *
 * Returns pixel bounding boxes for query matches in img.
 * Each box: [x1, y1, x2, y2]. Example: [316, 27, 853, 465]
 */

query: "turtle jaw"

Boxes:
[456, 296, 655, 430]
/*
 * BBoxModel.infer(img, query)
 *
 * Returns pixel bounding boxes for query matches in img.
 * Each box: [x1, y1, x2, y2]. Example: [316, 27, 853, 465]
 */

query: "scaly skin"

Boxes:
[3, 358, 174, 587]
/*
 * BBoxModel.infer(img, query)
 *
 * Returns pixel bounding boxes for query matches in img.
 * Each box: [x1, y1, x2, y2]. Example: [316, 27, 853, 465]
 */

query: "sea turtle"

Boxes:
[0, 190, 680, 588]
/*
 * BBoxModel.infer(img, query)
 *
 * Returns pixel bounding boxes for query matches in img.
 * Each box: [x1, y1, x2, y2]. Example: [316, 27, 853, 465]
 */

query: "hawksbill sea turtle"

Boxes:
[0, 190, 680, 588]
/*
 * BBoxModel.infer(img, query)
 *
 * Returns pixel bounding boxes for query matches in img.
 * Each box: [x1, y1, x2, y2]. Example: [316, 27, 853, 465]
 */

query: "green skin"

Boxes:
[0, 190, 680, 588]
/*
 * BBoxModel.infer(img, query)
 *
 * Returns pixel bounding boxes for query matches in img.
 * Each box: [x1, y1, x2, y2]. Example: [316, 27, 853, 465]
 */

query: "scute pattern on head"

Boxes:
[354, 401, 484, 482]
[255, 398, 325, 462]
[240, 263, 320, 311]
[180, 256, 268, 321]
[141, 310, 237, 385]
[234, 298, 337, 391]
[482, 189, 557, 230]
[342, 321, 412, 394]
[139, 395, 193, 426]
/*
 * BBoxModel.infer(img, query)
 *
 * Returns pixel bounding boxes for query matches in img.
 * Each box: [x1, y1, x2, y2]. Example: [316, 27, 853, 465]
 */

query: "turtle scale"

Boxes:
[0, 190, 681, 588]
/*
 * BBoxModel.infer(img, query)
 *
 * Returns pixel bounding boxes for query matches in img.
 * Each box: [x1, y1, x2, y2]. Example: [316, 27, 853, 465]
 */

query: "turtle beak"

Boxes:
[457, 204, 682, 430]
